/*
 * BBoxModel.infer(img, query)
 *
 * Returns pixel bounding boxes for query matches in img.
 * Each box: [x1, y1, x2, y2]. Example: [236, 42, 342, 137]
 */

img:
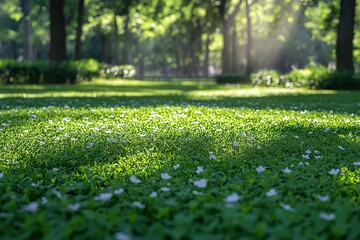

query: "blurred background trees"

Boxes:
[0, 0, 358, 77]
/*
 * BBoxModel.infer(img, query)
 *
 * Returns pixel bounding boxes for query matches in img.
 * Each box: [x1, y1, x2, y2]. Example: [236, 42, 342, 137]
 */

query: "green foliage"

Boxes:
[214, 73, 248, 84]
[250, 69, 280, 87]
[0, 59, 136, 84]
[0, 80, 359, 239]
[251, 65, 360, 90]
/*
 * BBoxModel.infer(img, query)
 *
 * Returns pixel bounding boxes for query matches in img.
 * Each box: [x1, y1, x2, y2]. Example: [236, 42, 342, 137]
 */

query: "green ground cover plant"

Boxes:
[0, 79, 359, 239]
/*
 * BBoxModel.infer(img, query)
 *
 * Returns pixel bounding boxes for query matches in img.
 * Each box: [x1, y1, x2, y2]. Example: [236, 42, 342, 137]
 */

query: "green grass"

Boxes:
[0, 79, 359, 239]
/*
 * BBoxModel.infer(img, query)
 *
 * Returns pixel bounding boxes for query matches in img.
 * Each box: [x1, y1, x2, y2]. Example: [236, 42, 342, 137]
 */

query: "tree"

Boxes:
[50, 0, 66, 61]
[336, 0, 356, 72]
[74, 0, 84, 60]
[245, 0, 252, 75]
[22, 0, 32, 60]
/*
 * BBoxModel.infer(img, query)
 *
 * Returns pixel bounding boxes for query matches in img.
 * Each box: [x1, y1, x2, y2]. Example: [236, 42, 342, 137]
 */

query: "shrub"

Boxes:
[0, 59, 136, 84]
[214, 73, 248, 84]
[100, 64, 136, 79]
[250, 69, 280, 87]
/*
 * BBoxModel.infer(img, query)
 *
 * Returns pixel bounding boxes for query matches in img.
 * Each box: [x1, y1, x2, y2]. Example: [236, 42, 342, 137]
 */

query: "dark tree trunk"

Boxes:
[336, 0, 356, 72]
[50, 0, 67, 61]
[122, 16, 130, 64]
[74, 0, 84, 60]
[22, 0, 32, 60]
[112, 13, 120, 64]
[245, 0, 252, 76]
[101, 33, 109, 63]
[231, 25, 238, 72]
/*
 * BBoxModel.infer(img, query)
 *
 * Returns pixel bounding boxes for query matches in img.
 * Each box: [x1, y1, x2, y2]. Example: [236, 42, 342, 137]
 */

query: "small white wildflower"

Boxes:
[305, 162, 309, 166]
[306, 149, 311, 154]
[314, 150, 320, 154]
[329, 169, 340, 175]
[130, 175, 141, 184]
[150, 191, 157, 198]
[132, 201, 145, 209]
[173, 164, 180, 170]
[192, 190, 203, 195]
[68, 203, 81, 211]
[314, 156, 323, 159]
[52, 168, 59, 172]
[282, 167, 292, 174]
[107, 138, 117, 143]
[317, 195, 329, 202]
[114, 232, 131, 240]
[196, 166, 204, 175]
[23, 202, 39, 212]
[209, 152, 217, 160]
[114, 188, 124, 195]
[294, 135, 299, 139]
[94, 192, 113, 201]
[302, 155, 310, 159]
[41, 197, 48, 205]
[308, 131, 313, 135]
[233, 141, 239, 147]
[225, 193, 242, 203]
[266, 188, 277, 197]
[354, 162, 360, 166]
[52, 189, 63, 199]
[319, 212, 336, 221]
[338, 146, 345, 151]
[31, 183, 40, 188]
[161, 173, 171, 180]
[194, 179, 208, 188]
[64, 133, 69, 138]
[86, 142, 94, 149]
[160, 187, 170, 192]
[280, 202, 294, 212]
[256, 166, 266, 173]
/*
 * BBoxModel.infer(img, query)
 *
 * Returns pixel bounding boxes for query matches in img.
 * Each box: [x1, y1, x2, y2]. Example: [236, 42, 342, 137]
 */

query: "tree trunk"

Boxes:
[112, 13, 120, 64]
[101, 33, 109, 63]
[74, 0, 84, 60]
[336, 0, 356, 72]
[22, 0, 32, 60]
[122, 16, 130, 64]
[245, 0, 252, 76]
[231, 25, 238, 72]
[50, 0, 67, 61]
[222, 19, 232, 73]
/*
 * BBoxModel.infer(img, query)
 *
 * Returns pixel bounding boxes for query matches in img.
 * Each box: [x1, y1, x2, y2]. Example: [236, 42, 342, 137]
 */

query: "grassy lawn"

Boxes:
[0, 79, 359, 239]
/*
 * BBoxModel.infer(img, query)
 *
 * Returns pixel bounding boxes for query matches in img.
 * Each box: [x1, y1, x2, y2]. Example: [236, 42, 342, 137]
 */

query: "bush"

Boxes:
[250, 69, 280, 87]
[214, 73, 248, 84]
[0, 59, 136, 84]
[100, 64, 136, 79]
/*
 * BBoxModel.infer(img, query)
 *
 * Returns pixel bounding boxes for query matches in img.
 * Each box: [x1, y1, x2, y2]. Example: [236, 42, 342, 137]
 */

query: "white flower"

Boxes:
[209, 152, 217, 160]
[150, 191, 157, 198]
[294, 135, 299, 139]
[161, 173, 171, 180]
[353, 162, 360, 166]
[114, 188, 124, 195]
[329, 169, 340, 175]
[23, 202, 39, 212]
[233, 142, 239, 147]
[52, 168, 59, 172]
[0, 173, 3, 179]
[173, 164, 180, 170]
[114, 232, 131, 240]
[225, 193, 242, 203]
[302, 155, 310, 159]
[280, 202, 294, 212]
[256, 166, 266, 173]
[41, 197, 48, 205]
[196, 166, 204, 175]
[314, 156, 323, 159]
[317, 195, 329, 202]
[319, 212, 336, 221]
[194, 179, 208, 188]
[107, 138, 117, 143]
[94, 192, 113, 201]
[282, 167, 292, 174]
[192, 190, 203, 195]
[86, 142, 94, 149]
[68, 203, 81, 211]
[161, 187, 171, 192]
[306, 149, 311, 154]
[338, 146, 345, 151]
[52, 190, 63, 199]
[266, 188, 277, 197]
[132, 201, 145, 209]
[130, 175, 141, 184]
[31, 183, 40, 188]
[314, 150, 320, 154]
